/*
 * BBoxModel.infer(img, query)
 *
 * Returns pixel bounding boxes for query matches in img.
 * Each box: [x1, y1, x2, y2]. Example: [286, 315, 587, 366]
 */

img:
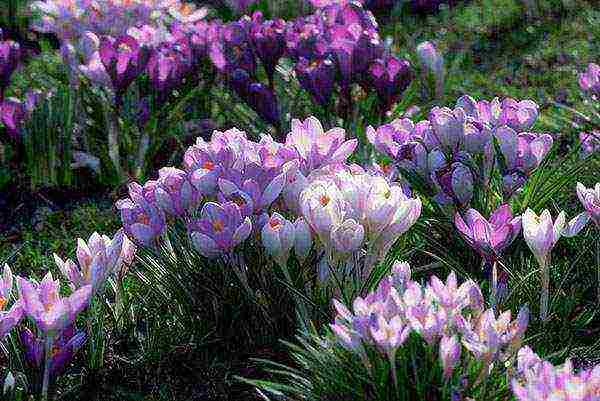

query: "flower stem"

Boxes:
[42, 335, 54, 401]
[540, 257, 550, 322]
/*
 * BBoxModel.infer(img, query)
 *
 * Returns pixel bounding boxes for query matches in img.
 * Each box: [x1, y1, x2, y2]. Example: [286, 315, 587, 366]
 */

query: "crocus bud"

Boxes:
[575, 182, 600, 228]
[522, 209, 565, 267]
[416, 41, 444, 99]
[440, 335, 461, 380]
[293, 217, 312, 262]
[262, 212, 295, 267]
[331, 219, 365, 255]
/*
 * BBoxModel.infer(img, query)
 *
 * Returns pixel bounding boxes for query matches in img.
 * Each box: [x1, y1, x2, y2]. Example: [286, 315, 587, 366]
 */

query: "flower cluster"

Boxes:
[0, 230, 135, 393]
[368, 95, 553, 206]
[115, 115, 421, 286]
[331, 261, 529, 381]
[511, 346, 600, 401]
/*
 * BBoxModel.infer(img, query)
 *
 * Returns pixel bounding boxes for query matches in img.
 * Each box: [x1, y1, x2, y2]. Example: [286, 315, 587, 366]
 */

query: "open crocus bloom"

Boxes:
[17, 272, 92, 336]
[522, 209, 565, 267]
[0, 264, 23, 338]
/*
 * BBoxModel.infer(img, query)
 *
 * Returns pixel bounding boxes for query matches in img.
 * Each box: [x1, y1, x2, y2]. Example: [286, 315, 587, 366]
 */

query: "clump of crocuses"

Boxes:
[368, 95, 553, 207]
[330, 261, 529, 394]
[511, 346, 600, 400]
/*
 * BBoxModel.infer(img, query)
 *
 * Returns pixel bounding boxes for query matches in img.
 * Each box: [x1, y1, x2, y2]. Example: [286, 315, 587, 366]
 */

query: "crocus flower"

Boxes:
[432, 160, 474, 207]
[0, 91, 40, 140]
[54, 229, 135, 294]
[416, 41, 444, 98]
[368, 55, 413, 113]
[440, 335, 461, 380]
[0, 265, 22, 338]
[229, 68, 280, 126]
[188, 201, 252, 258]
[295, 57, 336, 107]
[18, 273, 92, 335]
[153, 167, 199, 216]
[574, 182, 600, 228]
[116, 182, 167, 247]
[331, 219, 365, 254]
[262, 212, 296, 267]
[248, 13, 287, 85]
[580, 131, 600, 159]
[522, 208, 565, 321]
[20, 325, 86, 376]
[579, 63, 600, 97]
[0, 39, 20, 99]
[99, 35, 149, 104]
[454, 205, 522, 263]
[293, 217, 313, 262]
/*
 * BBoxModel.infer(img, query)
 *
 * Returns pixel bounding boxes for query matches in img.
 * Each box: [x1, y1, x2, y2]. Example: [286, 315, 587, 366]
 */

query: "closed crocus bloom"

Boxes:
[293, 217, 312, 262]
[262, 213, 295, 267]
[188, 201, 252, 259]
[331, 219, 365, 255]
[433, 161, 473, 207]
[440, 335, 461, 380]
[295, 57, 336, 107]
[416, 40, 444, 98]
[579, 63, 600, 97]
[299, 179, 346, 245]
[17, 273, 91, 335]
[522, 209, 564, 267]
[116, 182, 167, 247]
[579, 131, 600, 159]
[375, 193, 421, 256]
[498, 98, 539, 132]
[154, 167, 198, 216]
[575, 182, 600, 228]
[429, 106, 464, 153]
[368, 55, 412, 113]
[495, 127, 553, 175]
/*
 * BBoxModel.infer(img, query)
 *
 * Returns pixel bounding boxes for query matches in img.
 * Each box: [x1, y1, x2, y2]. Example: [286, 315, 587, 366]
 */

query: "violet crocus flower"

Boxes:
[368, 55, 413, 113]
[440, 335, 461, 380]
[293, 217, 313, 262]
[54, 229, 135, 294]
[0, 91, 40, 140]
[580, 131, 600, 159]
[574, 182, 600, 228]
[153, 167, 199, 217]
[0, 39, 20, 99]
[17, 273, 92, 335]
[431, 159, 474, 207]
[454, 205, 522, 264]
[20, 325, 86, 376]
[229, 68, 280, 126]
[579, 63, 600, 97]
[0, 265, 22, 338]
[295, 57, 336, 107]
[99, 35, 149, 105]
[248, 13, 287, 85]
[188, 201, 252, 258]
[416, 41, 444, 99]
[115, 182, 167, 247]
[209, 22, 256, 76]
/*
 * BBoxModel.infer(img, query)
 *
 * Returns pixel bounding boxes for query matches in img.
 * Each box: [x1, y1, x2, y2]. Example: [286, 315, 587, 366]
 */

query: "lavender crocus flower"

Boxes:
[116, 182, 167, 247]
[153, 167, 199, 217]
[0, 91, 40, 140]
[454, 205, 522, 264]
[17, 273, 92, 335]
[188, 201, 252, 258]
[262, 212, 296, 267]
[0, 265, 22, 338]
[574, 182, 600, 228]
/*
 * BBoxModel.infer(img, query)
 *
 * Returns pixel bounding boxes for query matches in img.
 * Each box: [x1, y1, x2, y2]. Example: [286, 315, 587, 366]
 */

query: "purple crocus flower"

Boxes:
[295, 57, 336, 107]
[579, 63, 600, 97]
[0, 39, 20, 99]
[19, 325, 86, 377]
[368, 55, 413, 113]
[147, 44, 192, 103]
[248, 13, 287, 86]
[0, 91, 40, 140]
[115, 182, 167, 247]
[188, 201, 252, 258]
[229, 68, 280, 126]
[580, 131, 600, 159]
[218, 172, 286, 217]
[17, 273, 91, 335]
[209, 21, 256, 76]
[454, 205, 522, 264]
[431, 159, 473, 207]
[99, 34, 149, 105]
